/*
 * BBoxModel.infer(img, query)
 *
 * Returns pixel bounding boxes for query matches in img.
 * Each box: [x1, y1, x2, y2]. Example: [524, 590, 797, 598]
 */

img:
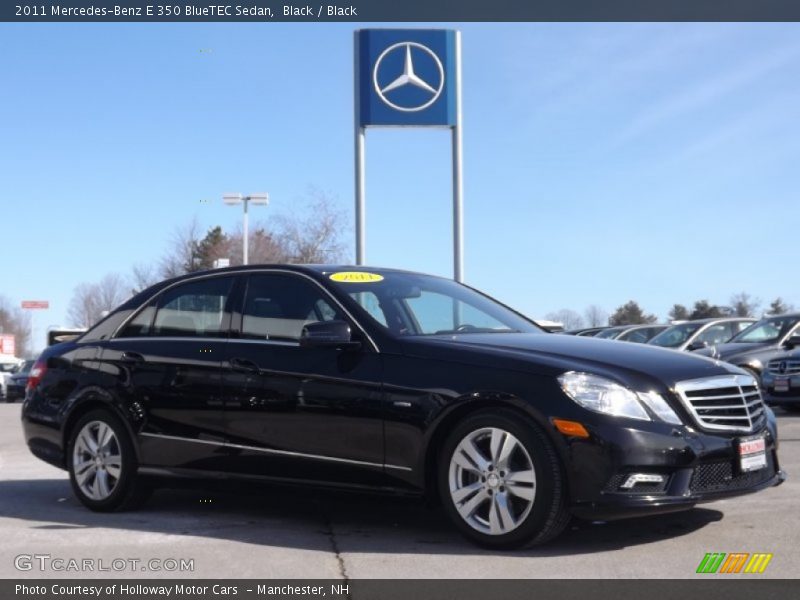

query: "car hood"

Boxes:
[694, 341, 774, 361]
[402, 333, 738, 388]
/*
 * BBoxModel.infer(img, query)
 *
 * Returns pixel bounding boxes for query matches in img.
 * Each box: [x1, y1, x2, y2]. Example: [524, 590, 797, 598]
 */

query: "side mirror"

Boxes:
[783, 334, 800, 349]
[300, 320, 361, 350]
[687, 340, 709, 351]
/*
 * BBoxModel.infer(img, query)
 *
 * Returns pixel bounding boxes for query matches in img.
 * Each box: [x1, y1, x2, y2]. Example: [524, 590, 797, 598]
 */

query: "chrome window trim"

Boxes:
[139, 432, 411, 472]
[778, 321, 800, 345]
[673, 374, 764, 433]
[103, 336, 299, 348]
[110, 268, 379, 353]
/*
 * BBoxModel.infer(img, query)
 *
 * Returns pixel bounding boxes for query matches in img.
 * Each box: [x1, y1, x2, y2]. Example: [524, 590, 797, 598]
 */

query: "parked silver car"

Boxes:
[648, 318, 755, 352]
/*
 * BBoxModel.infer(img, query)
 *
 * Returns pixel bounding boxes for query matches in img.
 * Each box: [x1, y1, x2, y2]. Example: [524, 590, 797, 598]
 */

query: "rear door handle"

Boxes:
[121, 351, 145, 363]
[229, 357, 260, 374]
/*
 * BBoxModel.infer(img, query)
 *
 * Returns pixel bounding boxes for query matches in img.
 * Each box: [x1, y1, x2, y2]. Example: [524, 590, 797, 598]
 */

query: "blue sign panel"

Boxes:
[356, 29, 457, 127]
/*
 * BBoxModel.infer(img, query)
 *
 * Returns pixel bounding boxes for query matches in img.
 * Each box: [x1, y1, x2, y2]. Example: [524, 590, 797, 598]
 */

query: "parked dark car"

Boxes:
[648, 318, 755, 352]
[761, 347, 800, 411]
[593, 324, 668, 344]
[694, 314, 800, 379]
[21, 266, 784, 548]
[6, 359, 34, 402]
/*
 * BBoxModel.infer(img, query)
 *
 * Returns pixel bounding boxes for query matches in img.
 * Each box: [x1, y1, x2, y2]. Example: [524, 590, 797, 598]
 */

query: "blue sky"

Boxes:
[2, 23, 799, 350]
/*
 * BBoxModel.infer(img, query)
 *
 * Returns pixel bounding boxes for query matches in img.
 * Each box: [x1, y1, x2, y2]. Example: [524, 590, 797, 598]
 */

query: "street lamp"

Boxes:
[223, 192, 269, 265]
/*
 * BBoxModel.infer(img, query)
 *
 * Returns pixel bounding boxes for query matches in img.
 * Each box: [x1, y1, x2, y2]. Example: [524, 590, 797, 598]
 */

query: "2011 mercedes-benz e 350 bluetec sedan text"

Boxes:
[21, 266, 785, 548]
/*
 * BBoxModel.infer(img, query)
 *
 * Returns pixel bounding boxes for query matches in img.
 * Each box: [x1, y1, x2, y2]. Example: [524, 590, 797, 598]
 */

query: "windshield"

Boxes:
[327, 271, 541, 336]
[731, 316, 800, 343]
[648, 322, 703, 348]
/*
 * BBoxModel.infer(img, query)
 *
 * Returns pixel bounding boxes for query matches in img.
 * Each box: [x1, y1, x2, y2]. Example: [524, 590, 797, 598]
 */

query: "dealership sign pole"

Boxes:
[354, 29, 463, 281]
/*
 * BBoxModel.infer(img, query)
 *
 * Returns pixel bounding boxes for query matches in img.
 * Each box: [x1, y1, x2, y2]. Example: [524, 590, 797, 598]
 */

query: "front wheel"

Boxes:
[438, 409, 570, 548]
[67, 409, 150, 511]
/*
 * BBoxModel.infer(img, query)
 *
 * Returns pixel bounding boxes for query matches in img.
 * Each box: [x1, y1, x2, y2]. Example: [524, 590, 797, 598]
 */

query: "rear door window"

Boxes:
[151, 276, 235, 338]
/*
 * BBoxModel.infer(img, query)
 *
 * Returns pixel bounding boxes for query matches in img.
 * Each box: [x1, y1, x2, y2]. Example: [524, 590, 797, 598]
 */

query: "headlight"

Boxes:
[636, 390, 682, 425]
[746, 359, 762, 371]
[558, 372, 682, 425]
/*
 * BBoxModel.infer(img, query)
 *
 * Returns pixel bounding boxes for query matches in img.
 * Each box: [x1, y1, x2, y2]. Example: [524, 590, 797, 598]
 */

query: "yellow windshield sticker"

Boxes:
[330, 272, 384, 283]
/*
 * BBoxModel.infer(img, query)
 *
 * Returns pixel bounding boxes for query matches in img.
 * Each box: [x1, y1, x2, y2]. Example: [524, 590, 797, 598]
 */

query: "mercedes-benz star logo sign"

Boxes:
[779, 361, 788, 374]
[373, 42, 445, 113]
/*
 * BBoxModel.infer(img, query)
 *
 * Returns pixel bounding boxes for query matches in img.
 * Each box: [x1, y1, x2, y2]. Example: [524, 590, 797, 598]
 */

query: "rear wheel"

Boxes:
[67, 409, 150, 511]
[438, 409, 570, 548]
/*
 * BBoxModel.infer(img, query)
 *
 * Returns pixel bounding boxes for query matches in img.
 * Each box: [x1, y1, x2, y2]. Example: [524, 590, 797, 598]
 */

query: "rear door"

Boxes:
[100, 274, 237, 470]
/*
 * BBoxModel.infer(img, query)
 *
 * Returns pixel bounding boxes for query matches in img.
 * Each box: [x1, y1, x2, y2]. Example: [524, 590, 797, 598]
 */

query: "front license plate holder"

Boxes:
[774, 376, 790, 393]
[738, 434, 767, 472]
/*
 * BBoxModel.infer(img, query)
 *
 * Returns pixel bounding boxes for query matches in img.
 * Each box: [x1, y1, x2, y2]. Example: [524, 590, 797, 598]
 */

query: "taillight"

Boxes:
[26, 359, 47, 393]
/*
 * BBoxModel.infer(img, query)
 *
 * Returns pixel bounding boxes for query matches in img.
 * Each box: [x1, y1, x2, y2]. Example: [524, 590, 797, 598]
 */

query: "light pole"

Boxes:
[223, 193, 269, 265]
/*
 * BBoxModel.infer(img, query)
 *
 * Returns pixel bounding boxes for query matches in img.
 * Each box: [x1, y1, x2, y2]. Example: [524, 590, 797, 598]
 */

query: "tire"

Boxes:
[438, 409, 570, 549]
[66, 409, 151, 512]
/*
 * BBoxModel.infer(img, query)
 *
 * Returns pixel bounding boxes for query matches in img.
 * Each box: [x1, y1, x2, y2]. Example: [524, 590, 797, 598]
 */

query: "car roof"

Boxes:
[164, 264, 429, 284]
[121, 264, 440, 311]
[674, 317, 755, 324]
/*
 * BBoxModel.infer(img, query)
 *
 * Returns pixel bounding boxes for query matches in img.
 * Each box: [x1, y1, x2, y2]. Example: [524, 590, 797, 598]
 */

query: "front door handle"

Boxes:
[229, 357, 260, 374]
[121, 351, 145, 363]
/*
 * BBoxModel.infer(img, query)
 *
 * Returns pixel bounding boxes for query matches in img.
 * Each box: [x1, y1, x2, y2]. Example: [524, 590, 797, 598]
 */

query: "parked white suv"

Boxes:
[0, 356, 23, 400]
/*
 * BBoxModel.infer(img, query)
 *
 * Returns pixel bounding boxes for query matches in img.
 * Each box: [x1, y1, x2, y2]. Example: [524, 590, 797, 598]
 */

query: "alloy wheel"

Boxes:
[72, 420, 122, 501]
[448, 427, 536, 535]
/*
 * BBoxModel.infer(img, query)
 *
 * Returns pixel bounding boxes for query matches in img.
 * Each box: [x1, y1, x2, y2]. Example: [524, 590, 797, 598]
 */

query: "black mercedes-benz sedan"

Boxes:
[21, 265, 785, 548]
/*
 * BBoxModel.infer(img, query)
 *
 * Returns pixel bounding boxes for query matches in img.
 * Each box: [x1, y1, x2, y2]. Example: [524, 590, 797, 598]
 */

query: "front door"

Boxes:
[221, 272, 385, 486]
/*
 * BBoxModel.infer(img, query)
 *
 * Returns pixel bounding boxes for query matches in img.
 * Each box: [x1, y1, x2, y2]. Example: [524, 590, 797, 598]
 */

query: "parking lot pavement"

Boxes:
[1, 403, 797, 579]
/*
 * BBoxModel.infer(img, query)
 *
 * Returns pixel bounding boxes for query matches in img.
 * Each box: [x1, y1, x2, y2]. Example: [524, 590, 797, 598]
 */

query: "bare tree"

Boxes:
[0, 297, 32, 357]
[584, 305, 608, 327]
[130, 263, 159, 294]
[67, 274, 131, 328]
[545, 309, 584, 330]
[227, 226, 287, 265]
[275, 191, 347, 264]
[154, 191, 346, 277]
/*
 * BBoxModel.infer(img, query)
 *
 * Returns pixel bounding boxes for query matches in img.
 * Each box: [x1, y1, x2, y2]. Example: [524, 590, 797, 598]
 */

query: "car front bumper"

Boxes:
[563, 412, 784, 521]
[6, 383, 25, 401]
[761, 372, 800, 405]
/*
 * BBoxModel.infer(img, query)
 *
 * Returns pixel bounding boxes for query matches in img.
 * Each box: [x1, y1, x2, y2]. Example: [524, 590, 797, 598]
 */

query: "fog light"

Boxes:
[620, 473, 665, 489]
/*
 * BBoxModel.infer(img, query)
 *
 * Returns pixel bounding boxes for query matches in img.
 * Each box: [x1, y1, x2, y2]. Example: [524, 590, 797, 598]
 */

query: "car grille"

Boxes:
[767, 358, 800, 375]
[673, 374, 765, 433]
[690, 453, 776, 494]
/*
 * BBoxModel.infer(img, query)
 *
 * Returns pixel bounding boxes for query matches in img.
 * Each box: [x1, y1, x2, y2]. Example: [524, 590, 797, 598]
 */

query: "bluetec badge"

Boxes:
[356, 29, 457, 127]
